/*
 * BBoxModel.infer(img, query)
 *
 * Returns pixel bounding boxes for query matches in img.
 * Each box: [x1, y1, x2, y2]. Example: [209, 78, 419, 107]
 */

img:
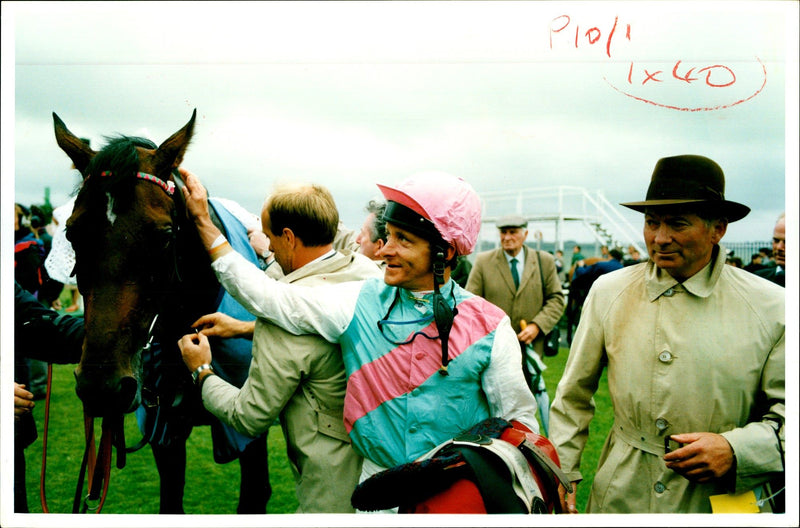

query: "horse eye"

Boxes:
[157, 226, 174, 249]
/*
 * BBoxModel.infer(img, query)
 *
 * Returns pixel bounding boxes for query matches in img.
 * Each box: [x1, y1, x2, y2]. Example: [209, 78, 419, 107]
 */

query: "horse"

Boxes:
[52, 110, 271, 513]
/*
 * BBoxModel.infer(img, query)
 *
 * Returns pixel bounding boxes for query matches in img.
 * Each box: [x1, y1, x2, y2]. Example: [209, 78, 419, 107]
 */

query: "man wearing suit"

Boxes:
[466, 214, 565, 434]
[755, 212, 785, 287]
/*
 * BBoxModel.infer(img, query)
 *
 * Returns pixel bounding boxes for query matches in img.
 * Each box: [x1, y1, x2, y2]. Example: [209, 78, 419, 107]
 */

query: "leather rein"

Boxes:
[39, 171, 176, 513]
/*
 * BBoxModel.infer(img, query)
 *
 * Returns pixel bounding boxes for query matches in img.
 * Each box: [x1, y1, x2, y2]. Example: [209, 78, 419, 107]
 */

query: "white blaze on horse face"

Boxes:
[105, 193, 117, 225]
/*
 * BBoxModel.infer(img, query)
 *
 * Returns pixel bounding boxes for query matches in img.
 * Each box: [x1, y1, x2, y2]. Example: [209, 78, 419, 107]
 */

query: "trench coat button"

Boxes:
[654, 481, 666, 494]
[658, 351, 672, 363]
[655, 418, 668, 430]
[416, 352, 425, 360]
[409, 426, 418, 434]
[663, 288, 675, 297]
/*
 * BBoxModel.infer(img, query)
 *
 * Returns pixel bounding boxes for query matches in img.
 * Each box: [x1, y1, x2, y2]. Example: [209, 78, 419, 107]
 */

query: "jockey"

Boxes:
[179, 168, 539, 491]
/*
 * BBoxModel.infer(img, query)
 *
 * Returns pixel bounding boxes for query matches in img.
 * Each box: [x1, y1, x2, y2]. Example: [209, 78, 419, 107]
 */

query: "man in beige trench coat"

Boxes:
[549, 155, 785, 513]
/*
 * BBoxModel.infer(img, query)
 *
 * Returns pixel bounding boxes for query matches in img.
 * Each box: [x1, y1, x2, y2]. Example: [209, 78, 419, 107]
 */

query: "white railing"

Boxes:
[477, 186, 645, 255]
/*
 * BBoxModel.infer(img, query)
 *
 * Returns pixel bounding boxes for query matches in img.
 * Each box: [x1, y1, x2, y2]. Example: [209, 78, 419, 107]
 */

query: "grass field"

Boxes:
[22, 333, 613, 515]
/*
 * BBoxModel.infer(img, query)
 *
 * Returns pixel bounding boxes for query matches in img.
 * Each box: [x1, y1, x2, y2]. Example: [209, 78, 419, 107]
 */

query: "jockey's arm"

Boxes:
[483, 316, 540, 433]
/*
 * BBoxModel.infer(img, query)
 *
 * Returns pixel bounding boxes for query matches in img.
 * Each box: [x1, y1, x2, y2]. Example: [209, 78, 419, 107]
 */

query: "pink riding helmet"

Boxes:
[377, 171, 482, 256]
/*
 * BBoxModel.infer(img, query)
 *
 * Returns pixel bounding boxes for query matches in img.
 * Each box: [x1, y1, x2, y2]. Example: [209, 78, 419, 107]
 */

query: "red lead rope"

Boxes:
[39, 363, 121, 514]
[79, 416, 114, 513]
[39, 363, 54, 513]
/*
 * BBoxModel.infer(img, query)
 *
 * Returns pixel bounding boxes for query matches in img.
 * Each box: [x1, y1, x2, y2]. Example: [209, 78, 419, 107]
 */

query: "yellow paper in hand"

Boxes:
[709, 490, 760, 513]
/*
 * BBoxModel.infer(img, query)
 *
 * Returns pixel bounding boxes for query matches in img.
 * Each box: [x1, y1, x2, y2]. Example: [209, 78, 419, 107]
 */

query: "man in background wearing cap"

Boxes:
[466, 214, 565, 435]
[549, 155, 785, 513]
[177, 169, 539, 502]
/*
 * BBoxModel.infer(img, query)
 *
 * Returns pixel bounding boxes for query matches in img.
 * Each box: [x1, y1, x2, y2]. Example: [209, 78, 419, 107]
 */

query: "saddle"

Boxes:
[351, 417, 571, 514]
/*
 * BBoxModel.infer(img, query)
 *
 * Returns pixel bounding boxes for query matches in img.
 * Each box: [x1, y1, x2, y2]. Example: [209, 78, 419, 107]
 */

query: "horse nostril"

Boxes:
[74, 369, 141, 416]
[118, 376, 140, 413]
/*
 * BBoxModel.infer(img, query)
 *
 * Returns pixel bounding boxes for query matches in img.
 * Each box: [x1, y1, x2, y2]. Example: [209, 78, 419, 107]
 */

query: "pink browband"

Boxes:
[98, 171, 175, 196]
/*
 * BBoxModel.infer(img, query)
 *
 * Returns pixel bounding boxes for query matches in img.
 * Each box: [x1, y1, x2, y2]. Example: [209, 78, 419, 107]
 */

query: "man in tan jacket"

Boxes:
[179, 182, 382, 512]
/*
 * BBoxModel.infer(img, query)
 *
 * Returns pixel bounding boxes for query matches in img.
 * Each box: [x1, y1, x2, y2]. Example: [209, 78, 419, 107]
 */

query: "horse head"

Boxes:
[53, 110, 196, 417]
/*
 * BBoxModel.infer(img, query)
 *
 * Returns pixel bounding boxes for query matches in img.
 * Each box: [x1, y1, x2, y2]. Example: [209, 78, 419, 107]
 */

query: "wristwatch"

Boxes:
[191, 363, 214, 386]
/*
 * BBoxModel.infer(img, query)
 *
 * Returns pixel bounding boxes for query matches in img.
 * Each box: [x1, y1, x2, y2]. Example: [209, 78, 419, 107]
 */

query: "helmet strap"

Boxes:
[432, 247, 456, 376]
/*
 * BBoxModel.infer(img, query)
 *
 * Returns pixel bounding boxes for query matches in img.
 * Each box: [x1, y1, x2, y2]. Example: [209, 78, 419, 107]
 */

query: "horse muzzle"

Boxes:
[74, 367, 141, 417]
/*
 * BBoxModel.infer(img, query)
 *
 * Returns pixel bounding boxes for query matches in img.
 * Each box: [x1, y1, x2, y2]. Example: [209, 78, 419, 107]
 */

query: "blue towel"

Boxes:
[206, 198, 263, 462]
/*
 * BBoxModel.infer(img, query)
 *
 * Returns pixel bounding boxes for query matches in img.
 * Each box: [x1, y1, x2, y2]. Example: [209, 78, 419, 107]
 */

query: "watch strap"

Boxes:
[192, 363, 213, 385]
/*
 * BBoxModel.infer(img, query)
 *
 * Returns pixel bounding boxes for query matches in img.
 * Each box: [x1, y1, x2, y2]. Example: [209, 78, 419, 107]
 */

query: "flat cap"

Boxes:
[496, 214, 528, 228]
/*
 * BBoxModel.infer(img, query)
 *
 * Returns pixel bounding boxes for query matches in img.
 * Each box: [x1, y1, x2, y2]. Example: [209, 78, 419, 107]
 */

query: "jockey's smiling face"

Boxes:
[378, 223, 435, 292]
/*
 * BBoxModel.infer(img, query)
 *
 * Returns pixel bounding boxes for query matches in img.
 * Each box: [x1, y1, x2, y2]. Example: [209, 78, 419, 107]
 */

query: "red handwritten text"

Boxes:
[548, 13, 767, 111]
[606, 57, 767, 112]
[626, 60, 737, 88]
[549, 14, 632, 58]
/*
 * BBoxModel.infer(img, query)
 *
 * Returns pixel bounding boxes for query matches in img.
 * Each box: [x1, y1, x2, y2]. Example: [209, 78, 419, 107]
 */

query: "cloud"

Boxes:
[6, 1, 795, 244]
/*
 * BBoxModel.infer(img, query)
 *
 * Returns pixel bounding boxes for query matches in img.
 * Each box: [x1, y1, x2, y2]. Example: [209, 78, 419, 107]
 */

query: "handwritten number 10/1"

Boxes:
[549, 14, 632, 59]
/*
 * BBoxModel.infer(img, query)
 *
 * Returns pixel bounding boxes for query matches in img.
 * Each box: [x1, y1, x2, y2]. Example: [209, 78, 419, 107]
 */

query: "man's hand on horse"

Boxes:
[178, 167, 224, 250]
[192, 312, 255, 340]
[178, 167, 209, 220]
[557, 481, 579, 514]
[663, 432, 735, 483]
[178, 331, 213, 372]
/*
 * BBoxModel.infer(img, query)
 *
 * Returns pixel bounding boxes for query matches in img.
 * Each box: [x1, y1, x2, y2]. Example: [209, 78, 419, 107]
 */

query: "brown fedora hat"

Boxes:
[620, 154, 750, 222]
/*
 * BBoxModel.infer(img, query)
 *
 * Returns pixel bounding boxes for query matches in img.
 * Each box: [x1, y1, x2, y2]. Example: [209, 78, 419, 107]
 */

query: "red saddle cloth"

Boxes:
[351, 417, 570, 514]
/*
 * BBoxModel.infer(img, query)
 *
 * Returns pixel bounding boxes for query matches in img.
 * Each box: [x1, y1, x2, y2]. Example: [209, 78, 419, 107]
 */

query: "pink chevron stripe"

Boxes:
[344, 295, 506, 431]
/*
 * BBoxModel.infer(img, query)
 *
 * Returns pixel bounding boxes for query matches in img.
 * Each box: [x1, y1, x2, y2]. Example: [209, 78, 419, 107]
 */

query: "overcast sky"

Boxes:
[4, 1, 797, 250]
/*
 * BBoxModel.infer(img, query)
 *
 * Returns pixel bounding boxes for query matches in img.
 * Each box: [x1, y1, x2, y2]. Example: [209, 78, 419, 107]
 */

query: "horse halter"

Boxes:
[97, 170, 176, 196]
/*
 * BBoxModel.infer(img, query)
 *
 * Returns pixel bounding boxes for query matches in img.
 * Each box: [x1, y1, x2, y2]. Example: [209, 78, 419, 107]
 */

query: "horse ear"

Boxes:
[53, 112, 96, 178]
[154, 109, 196, 176]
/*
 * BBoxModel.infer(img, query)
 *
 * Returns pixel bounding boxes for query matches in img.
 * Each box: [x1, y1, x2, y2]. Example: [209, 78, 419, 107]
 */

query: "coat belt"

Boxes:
[613, 416, 666, 456]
